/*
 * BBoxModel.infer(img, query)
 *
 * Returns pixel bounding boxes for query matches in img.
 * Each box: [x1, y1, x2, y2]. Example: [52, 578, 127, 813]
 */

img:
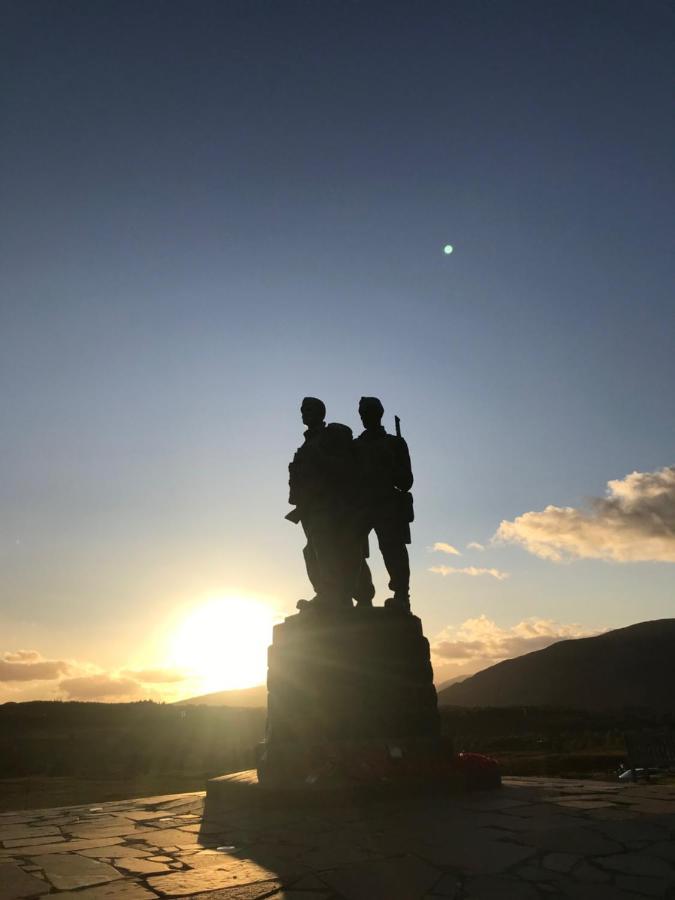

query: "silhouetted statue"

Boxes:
[286, 397, 326, 600]
[287, 399, 364, 611]
[257, 395, 457, 791]
[355, 396, 414, 612]
[255, 401, 497, 792]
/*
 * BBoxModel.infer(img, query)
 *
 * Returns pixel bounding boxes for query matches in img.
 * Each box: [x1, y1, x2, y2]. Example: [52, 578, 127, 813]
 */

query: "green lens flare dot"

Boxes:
[443, 245, 454, 255]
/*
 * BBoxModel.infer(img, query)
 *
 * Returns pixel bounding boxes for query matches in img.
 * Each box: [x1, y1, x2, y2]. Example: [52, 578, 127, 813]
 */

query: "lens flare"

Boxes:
[168, 596, 275, 692]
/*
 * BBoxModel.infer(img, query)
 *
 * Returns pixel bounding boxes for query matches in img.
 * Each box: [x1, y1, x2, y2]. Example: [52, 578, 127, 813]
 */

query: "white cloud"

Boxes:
[432, 542, 461, 556]
[496, 465, 675, 563]
[0, 649, 186, 702]
[431, 615, 604, 683]
[467, 542, 485, 551]
[0, 651, 71, 682]
[3, 650, 41, 662]
[430, 565, 510, 581]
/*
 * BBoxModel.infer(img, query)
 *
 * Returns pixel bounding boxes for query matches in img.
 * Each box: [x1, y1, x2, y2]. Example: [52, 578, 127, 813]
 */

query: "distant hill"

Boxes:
[438, 619, 675, 711]
[436, 674, 470, 691]
[175, 685, 267, 707]
[179, 675, 466, 707]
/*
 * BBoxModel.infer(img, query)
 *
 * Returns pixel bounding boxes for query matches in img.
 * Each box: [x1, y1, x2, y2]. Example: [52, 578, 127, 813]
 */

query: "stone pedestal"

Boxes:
[257, 607, 457, 789]
[266, 608, 439, 742]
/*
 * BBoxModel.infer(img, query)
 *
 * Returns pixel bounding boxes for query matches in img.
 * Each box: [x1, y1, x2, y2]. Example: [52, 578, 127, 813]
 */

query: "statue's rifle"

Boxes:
[393, 414, 413, 521]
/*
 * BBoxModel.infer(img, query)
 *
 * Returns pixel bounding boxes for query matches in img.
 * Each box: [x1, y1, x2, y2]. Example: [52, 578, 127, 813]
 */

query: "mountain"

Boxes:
[175, 685, 267, 708]
[438, 619, 675, 711]
[180, 673, 464, 707]
[436, 674, 470, 691]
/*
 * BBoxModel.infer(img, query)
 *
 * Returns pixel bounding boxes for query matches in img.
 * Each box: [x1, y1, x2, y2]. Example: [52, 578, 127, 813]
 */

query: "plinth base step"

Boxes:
[206, 744, 500, 811]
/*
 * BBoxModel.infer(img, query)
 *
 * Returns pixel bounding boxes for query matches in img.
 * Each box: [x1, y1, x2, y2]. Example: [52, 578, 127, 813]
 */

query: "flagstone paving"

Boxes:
[1, 777, 675, 899]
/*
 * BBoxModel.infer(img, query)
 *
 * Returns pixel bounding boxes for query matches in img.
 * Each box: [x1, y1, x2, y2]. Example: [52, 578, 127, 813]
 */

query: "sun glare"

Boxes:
[169, 596, 275, 693]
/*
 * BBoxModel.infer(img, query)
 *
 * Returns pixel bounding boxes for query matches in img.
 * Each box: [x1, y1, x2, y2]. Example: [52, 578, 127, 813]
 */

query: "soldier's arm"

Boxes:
[394, 437, 413, 492]
[288, 459, 299, 505]
[288, 444, 316, 504]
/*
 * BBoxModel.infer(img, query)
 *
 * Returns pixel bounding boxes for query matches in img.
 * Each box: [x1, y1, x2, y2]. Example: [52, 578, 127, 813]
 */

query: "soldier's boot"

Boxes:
[296, 595, 319, 612]
[384, 592, 411, 614]
[379, 539, 411, 613]
[353, 558, 375, 609]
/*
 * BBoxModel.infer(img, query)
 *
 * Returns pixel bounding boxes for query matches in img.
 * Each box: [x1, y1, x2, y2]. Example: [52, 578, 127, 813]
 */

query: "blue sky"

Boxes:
[1, 0, 673, 700]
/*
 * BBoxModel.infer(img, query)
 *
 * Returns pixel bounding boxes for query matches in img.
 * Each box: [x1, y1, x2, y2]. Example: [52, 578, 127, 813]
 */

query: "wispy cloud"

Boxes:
[0, 649, 187, 701]
[496, 465, 675, 563]
[467, 541, 485, 551]
[0, 651, 71, 682]
[3, 650, 41, 662]
[430, 565, 510, 581]
[432, 542, 461, 556]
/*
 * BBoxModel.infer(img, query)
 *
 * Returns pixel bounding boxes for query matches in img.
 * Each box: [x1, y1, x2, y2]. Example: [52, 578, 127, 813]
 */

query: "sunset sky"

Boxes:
[2, 1, 673, 703]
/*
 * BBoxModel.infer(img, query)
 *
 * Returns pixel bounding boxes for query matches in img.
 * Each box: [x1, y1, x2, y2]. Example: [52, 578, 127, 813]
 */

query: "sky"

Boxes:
[1, 0, 674, 703]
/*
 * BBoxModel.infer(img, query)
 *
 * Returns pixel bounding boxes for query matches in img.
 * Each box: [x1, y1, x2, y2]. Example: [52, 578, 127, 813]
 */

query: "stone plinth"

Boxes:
[257, 607, 448, 788]
[266, 608, 439, 743]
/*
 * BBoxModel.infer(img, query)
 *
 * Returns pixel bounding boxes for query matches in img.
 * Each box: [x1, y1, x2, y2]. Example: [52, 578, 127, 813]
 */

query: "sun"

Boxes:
[168, 596, 275, 693]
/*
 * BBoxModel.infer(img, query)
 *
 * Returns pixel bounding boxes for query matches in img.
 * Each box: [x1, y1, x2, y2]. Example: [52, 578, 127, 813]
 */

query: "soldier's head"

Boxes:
[325, 422, 353, 453]
[359, 396, 384, 429]
[301, 396, 326, 428]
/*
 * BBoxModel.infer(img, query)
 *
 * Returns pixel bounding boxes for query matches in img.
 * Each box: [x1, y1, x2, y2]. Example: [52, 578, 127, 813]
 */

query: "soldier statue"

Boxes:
[287, 398, 364, 611]
[354, 396, 414, 613]
[286, 397, 326, 601]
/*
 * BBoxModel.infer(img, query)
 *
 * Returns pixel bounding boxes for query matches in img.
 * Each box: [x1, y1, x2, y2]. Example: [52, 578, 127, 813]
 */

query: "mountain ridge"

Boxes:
[174, 684, 267, 708]
[438, 618, 675, 711]
[176, 674, 471, 707]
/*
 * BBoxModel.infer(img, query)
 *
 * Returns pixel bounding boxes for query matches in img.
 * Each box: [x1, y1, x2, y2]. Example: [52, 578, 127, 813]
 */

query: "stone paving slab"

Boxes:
[1, 776, 675, 899]
[31, 853, 122, 891]
[0, 863, 46, 899]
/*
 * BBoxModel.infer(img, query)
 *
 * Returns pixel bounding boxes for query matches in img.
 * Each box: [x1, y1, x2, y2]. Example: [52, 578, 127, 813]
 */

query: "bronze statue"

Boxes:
[287, 395, 413, 613]
[286, 397, 326, 601]
[287, 399, 364, 611]
[354, 396, 414, 612]
[258, 396, 493, 794]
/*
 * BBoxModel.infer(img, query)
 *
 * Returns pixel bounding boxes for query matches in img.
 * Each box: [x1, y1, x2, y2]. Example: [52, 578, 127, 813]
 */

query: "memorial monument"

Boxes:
[254, 397, 500, 792]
